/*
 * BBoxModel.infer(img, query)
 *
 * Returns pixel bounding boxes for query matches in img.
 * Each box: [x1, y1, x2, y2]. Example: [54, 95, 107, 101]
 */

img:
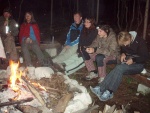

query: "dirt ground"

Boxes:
[1, 60, 150, 113]
[69, 65, 150, 113]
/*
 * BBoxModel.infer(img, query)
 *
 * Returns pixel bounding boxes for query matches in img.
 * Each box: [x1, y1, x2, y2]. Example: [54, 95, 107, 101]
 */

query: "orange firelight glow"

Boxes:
[9, 60, 22, 91]
[32, 82, 47, 91]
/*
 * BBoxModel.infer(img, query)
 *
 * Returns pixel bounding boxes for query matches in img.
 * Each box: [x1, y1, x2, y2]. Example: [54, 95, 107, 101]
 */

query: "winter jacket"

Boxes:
[0, 16, 19, 37]
[77, 27, 97, 53]
[19, 23, 40, 44]
[90, 29, 119, 57]
[65, 22, 83, 46]
[121, 31, 149, 64]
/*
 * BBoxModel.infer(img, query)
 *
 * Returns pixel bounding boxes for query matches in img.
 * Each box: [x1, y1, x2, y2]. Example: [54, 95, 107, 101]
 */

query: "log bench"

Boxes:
[106, 63, 150, 88]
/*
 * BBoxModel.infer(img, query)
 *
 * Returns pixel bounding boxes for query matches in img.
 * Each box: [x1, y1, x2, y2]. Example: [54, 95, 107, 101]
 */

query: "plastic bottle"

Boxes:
[19, 50, 23, 63]
[52, 36, 54, 44]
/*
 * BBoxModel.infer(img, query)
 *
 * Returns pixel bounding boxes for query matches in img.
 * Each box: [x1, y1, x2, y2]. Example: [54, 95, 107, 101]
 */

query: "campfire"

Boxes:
[0, 61, 92, 113]
[0, 61, 49, 112]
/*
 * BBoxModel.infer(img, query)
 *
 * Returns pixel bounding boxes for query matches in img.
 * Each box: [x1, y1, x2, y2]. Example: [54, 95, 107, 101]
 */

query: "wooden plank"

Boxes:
[127, 74, 150, 87]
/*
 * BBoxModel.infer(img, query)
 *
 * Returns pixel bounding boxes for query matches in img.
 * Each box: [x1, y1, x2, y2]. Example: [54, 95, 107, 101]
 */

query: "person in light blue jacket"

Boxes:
[52, 11, 83, 71]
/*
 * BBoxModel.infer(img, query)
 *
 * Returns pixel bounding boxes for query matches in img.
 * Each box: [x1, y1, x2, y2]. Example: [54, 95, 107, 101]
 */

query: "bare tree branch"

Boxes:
[136, 0, 143, 31]
[129, 0, 136, 30]
[18, 0, 24, 22]
[125, 1, 128, 30]
[117, 0, 121, 30]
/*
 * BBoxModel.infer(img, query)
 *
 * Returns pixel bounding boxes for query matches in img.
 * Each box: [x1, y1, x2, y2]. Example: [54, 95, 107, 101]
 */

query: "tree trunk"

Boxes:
[96, 0, 99, 24]
[50, 0, 53, 31]
[143, 0, 149, 39]
[77, 0, 79, 11]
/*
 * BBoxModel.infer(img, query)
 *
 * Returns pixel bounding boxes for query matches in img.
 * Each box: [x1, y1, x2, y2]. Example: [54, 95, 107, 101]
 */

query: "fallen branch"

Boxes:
[15, 105, 42, 113]
[0, 97, 33, 108]
[21, 76, 46, 106]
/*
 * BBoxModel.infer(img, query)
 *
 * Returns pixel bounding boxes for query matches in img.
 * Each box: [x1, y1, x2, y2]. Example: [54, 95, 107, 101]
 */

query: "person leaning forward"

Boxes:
[90, 31, 149, 102]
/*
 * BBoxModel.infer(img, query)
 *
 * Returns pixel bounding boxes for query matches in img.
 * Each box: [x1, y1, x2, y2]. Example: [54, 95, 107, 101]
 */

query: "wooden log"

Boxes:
[128, 74, 150, 87]
[103, 104, 111, 113]
[134, 111, 140, 113]
[16, 105, 42, 113]
[106, 104, 116, 113]
[114, 110, 123, 113]
[44, 86, 62, 93]
[21, 76, 46, 106]
[84, 105, 99, 113]
[0, 97, 33, 107]
[53, 93, 73, 113]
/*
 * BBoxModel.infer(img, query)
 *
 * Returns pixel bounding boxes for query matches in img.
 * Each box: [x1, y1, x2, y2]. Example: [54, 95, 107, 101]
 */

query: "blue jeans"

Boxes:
[99, 63, 144, 92]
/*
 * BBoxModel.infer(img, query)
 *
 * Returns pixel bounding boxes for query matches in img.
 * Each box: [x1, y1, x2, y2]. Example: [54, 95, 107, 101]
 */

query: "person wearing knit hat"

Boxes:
[3, 7, 12, 15]
[0, 7, 19, 63]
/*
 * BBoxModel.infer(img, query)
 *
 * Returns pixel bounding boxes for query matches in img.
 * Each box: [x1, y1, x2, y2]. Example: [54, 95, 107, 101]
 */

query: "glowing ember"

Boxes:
[9, 60, 22, 91]
[32, 82, 47, 91]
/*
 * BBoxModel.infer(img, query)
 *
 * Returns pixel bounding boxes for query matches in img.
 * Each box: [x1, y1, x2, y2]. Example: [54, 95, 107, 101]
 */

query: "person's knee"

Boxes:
[115, 64, 125, 72]
[96, 54, 105, 62]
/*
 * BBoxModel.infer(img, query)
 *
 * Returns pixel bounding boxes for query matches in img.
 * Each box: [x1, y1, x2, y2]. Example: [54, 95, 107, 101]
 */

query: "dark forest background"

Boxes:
[0, 0, 149, 42]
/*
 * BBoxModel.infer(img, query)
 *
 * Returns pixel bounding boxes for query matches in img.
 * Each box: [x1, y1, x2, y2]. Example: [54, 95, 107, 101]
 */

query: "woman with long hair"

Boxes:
[77, 16, 98, 78]
[19, 11, 47, 66]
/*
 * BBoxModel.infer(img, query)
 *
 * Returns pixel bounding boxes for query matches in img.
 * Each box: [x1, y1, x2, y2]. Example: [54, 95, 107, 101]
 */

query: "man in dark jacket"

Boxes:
[90, 31, 149, 101]
[0, 7, 19, 62]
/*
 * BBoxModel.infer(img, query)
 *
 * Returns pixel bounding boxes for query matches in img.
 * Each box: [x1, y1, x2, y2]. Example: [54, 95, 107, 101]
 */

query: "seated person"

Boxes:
[19, 11, 50, 67]
[85, 25, 119, 82]
[52, 11, 83, 71]
[90, 31, 149, 101]
[0, 7, 19, 62]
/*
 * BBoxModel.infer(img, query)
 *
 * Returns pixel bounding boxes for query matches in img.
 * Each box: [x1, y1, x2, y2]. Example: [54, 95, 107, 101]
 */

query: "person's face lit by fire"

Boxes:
[3, 12, 11, 19]
[84, 19, 91, 29]
[25, 13, 32, 23]
[98, 29, 107, 38]
[74, 13, 82, 24]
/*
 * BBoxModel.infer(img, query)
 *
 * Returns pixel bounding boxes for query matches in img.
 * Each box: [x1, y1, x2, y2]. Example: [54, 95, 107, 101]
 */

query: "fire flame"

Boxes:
[9, 60, 22, 91]
[32, 82, 47, 91]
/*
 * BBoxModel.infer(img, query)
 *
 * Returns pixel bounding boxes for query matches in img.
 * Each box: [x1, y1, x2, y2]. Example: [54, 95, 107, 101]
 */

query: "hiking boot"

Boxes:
[86, 72, 98, 80]
[90, 86, 102, 97]
[98, 77, 105, 83]
[99, 90, 113, 101]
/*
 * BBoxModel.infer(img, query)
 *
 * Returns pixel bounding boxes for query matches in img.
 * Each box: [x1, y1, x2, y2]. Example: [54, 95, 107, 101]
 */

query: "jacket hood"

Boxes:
[129, 31, 137, 41]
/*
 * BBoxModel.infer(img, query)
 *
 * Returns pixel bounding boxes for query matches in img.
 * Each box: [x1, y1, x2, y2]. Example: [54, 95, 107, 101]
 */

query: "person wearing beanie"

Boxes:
[85, 25, 119, 82]
[0, 7, 19, 62]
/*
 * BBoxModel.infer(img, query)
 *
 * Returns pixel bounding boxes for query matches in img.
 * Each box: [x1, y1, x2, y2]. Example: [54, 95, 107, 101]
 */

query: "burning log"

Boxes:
[0, 97, 33, 108]
[21, 76, 46, 106]
[15, 105, 42, 113]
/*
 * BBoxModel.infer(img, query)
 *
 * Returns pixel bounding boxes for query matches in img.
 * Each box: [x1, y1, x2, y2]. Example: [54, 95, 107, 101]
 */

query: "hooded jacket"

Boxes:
[90, 29, 119, 57]
[121, 31, 149, 63]
[65, 22, 83, 46]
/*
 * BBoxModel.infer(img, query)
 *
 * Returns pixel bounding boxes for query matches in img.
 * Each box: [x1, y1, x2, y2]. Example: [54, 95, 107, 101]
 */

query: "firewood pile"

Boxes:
[0, 65, 92, 113]
[30, 74, 70, 109]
